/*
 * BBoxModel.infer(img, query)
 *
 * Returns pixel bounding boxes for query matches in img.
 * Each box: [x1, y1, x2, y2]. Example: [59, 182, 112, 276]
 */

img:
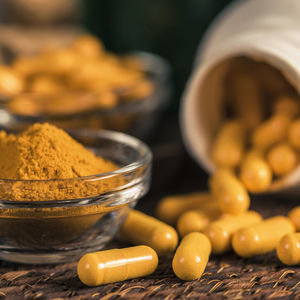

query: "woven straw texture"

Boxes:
[0, 196, 299, 300]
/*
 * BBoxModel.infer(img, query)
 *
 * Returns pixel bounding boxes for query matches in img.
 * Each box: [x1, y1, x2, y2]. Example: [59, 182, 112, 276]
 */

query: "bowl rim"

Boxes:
[0, 129, 152, 183]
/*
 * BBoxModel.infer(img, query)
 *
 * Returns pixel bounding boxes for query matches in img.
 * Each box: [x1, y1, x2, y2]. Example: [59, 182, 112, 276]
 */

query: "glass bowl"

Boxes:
[0, 129, 152, 264]
[0, 52, 171, 139]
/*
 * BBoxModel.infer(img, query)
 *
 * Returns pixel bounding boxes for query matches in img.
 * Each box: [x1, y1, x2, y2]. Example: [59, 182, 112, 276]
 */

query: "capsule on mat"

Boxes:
[232, 216, 295, 258]
[288, 118, 300, 149]
[288, 206, 300, 231]
[240, 150, 272, 193]
[177, 201, 221, 237]
[229, 71, 264, 131]
[210, 120, 245, 168]
[252, 114, 291, 150]
[209, 169, 250, 215]
[177, 211, 210, 237]
[276, 233, 300, 265]
[273, 95, 300, 119]
[267, 143, 298, 176]
[205, 211, 262, 254]
[172, 232, 211, 281]
[77, 245, 158, 286]
[155, 192, 213, 225]
[119, 209, 178, 256]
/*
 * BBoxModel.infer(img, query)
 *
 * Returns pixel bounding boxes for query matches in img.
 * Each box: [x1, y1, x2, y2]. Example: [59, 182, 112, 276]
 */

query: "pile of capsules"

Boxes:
[0, 35, 152, 116]
[76, 192, 300, 286]
[213, 59, 300, 192]
[77, 60, 300, 287]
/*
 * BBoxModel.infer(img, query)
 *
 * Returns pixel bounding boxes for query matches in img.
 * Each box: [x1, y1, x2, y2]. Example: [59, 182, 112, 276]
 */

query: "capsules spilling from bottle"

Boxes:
[77, 61, 300, 286]
[211, 59, 300, 193]
[77, 191, 300, 286]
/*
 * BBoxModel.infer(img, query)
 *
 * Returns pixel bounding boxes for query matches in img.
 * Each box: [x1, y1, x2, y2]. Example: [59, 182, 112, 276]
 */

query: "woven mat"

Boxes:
[0, 196, 299, 300]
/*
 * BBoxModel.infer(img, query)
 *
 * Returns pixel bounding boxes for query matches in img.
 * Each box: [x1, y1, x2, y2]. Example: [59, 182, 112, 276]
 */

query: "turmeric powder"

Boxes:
[0, 122, 125, 201]
[0, 123, 129, 247]
[0, 122, 117, 180]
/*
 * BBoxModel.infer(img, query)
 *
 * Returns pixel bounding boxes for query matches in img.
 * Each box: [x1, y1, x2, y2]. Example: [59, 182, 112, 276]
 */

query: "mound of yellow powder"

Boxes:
[0, 123, 117, 180]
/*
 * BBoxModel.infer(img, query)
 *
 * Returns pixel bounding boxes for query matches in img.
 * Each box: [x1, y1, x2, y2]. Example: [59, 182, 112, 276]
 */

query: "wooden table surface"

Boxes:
[0, 114, 299, 299]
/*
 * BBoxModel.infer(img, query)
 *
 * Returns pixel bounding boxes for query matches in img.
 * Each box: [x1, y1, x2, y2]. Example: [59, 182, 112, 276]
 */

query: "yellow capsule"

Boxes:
[205, 211, 262, 254]
[172, 232, 211, 281]
[273, 95, 300, 119]
[119, 209, 178, 256]
[232, 216, 295, 258]
[0, 66, 24, 96]
[77, 245, 158, 286]
[252, 114, 291, 150]
[28, 75, 63, 95]
[209, 169, 250, 215]
[240, 150, 272, 193]
[229, 71, 264, 131]
[155, 192, 212, 225]
[41, 48, 79, 75]
[177, 201, 221, 237]
[288, 118, 300, 149]
[120, 80, 153, 101]
[71, 35, 104, 59]
[267, 143, 298, 176]
[288, 206, 300, 231]
[211, 120, 245, 168]
[276, 233, 300, 265]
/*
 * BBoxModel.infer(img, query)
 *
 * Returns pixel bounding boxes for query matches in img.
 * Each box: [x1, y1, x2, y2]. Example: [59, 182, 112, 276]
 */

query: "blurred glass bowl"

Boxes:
[0, 52, 171, 138]
[0, 129, 152, 264]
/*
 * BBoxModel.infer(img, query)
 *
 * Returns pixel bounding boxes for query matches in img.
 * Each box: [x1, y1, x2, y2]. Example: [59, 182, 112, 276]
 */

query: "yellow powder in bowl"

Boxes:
[0, 123, 128, 247]
[0, 122, 117, 180]
[0, 123, 126, 201]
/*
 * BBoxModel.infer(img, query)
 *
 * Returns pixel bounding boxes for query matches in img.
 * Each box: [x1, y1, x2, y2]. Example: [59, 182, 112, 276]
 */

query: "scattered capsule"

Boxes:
[209, 169, 250, 215]
[273, 95, 300, 119]
[276, 233, 300, 265]
[177, 201, 221, 237]
[172, 232, 211, 281]
[155, 192, 212, 225]
[267, 143, 298, 176]
[232, 216, 295, 258]
[288, 206, 300, 231]
[205, 211, 262, 254]
[77, 245, 158, 286]
[119, 209, 178, 256]
[288, 118, 300, 149]
[211, 120, 245, 168]
[252, 114, 291, 150]
[12, 56, 41, 77]
[240, 150, 272, 193]
[229, 71, 264, 130]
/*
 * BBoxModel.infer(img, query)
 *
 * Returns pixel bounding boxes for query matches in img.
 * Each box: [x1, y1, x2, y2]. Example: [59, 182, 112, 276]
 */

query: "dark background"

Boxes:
[83, 0, 232, 109]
